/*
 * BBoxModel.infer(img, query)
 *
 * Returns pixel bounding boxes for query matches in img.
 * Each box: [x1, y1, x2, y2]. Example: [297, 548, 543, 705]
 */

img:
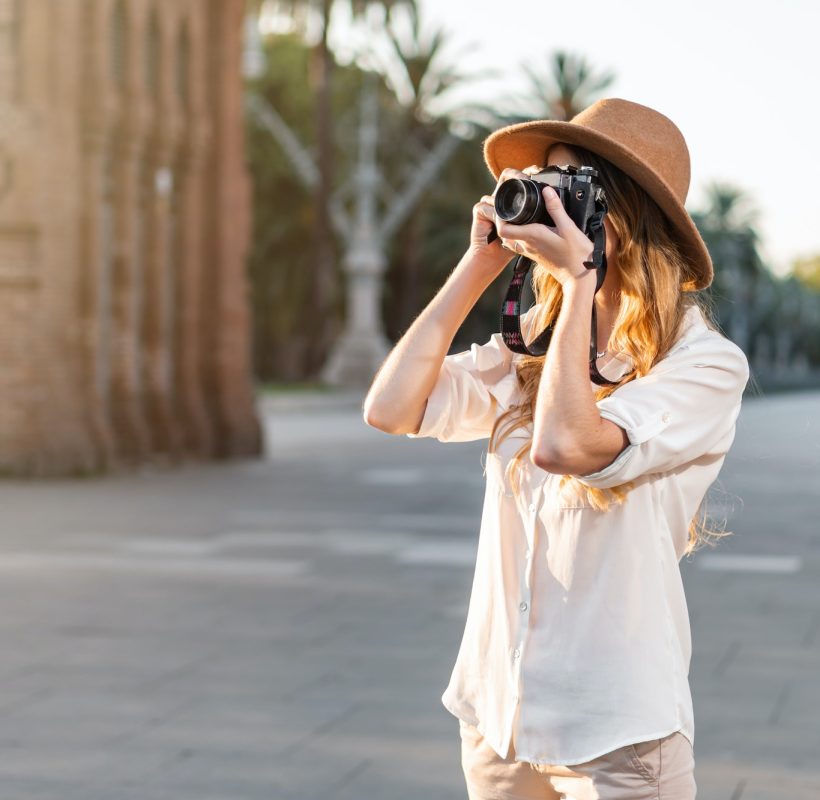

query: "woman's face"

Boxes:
[545, 144, 619, 268]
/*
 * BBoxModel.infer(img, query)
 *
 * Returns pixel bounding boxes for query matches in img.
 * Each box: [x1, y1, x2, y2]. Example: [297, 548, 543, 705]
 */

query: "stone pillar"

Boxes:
[321, 79, 391, 387]
[141, 130, 184, 458]
[107, 101, 152, 462]
[76, 0, 119, 471]
[202, 0, 261, 457]
[172, 16, 214, 458]
[0, 0, 262, 474]
[320, 242, 392, 387]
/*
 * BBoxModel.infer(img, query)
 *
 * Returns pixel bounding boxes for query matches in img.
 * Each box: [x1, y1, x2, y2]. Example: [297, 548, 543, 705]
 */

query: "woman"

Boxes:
[363, 98, 749, 799]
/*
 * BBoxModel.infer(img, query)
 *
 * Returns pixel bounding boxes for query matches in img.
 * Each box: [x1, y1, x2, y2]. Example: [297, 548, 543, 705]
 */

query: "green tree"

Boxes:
[693, 184, 820, 375]
[252, 0, 415, 376]
[246, 33, 364, 380]
[792, 254, 820, 291]
[692, 183, 770, 356]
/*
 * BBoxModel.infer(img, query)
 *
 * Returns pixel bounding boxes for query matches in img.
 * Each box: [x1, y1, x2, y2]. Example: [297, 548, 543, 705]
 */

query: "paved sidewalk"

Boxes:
[0, 388, 816, 799]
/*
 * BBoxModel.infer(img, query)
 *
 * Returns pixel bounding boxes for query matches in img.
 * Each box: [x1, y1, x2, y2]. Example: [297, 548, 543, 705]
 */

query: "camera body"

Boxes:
[493, 164, 606, 235]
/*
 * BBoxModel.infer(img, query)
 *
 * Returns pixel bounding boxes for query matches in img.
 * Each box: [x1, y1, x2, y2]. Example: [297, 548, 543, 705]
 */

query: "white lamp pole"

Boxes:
[320, 74, 392, 386]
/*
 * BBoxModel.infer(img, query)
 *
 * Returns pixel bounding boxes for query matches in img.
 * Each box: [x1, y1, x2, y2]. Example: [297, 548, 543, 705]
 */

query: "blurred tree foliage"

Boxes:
[245, 25, 819, 386]
[693, 184, 820, 376]
[793, 254, 820, 291]
[245, 29, 509, 381]
[245, 23, 621, 382]
[250, 0, 416, 376]
[517, 51, 616, 121]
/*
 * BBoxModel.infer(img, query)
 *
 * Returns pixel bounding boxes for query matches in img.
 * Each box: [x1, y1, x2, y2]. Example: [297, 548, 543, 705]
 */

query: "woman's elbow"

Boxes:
[363, 402, 394, 433]
[530, 434, 585, 474]
[363, 401, 421, 436]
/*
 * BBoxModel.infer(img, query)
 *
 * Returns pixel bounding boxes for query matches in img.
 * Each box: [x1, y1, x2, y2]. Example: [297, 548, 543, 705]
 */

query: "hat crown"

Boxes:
[570, 98, 691, 202]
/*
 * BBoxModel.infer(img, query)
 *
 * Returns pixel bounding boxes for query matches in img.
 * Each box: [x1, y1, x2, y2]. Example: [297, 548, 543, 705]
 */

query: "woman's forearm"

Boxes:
[530, 274, 627, 473]
[363, 249, 506, 435]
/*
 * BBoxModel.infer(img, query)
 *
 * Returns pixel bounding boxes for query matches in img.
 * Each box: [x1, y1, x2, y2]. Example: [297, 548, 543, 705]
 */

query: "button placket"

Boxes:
[511, 483, 541, 733]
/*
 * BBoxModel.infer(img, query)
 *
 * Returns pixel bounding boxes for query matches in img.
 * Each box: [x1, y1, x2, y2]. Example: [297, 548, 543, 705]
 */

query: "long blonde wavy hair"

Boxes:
[488, 143, 727, 556]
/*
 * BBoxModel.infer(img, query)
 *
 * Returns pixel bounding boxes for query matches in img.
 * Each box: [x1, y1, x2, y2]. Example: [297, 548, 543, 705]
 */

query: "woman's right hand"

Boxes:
[467, 166, 539, 275]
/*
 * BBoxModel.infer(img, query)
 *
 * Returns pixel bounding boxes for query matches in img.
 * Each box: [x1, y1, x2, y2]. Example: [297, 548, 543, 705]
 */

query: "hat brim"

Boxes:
[483, 120, 712, 291]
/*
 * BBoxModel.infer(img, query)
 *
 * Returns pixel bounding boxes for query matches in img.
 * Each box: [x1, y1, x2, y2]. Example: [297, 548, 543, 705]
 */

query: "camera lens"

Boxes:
[495, 179, 540, 224]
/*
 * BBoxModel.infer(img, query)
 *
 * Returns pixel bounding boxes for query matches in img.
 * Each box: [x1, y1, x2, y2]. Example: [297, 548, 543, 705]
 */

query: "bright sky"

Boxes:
[324, 0, 817, 277]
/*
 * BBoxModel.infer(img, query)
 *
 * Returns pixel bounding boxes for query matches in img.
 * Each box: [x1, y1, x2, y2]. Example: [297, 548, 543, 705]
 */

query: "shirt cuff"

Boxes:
[573, 406, 671, 488]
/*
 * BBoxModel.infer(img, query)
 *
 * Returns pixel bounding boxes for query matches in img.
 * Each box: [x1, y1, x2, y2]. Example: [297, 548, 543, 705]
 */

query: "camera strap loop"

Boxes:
[583, 207, 608, 290]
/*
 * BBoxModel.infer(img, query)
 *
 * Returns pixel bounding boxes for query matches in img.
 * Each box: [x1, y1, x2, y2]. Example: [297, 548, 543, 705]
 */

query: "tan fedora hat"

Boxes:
[483, 98, 712, 290]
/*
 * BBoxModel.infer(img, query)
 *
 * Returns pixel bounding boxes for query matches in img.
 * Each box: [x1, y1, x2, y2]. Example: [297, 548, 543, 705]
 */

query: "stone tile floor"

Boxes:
[0, 388, 816, 798]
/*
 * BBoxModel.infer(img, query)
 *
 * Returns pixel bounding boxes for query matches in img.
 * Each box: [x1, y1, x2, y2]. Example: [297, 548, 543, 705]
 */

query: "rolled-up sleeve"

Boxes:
[406, 332, 518, 442]
[574, 333, 750, 488]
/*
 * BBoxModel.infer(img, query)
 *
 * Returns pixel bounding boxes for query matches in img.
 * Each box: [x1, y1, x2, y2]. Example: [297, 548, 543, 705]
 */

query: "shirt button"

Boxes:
[519, 601, 528, 612]
[513, 648, 521, 659]
[662, 412, 671, 423]
[528, 503, 536, 513]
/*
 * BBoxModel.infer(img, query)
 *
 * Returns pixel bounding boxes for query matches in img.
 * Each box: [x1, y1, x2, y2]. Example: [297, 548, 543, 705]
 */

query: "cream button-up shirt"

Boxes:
[406, 302, 749, 766]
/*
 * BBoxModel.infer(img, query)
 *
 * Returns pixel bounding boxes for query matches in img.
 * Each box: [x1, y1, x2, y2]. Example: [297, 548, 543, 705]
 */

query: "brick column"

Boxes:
[173, 124, 214, 457]
[108, 112, 152, 462]
[202, 0, 261, 457]
[141, 128, 183, 458]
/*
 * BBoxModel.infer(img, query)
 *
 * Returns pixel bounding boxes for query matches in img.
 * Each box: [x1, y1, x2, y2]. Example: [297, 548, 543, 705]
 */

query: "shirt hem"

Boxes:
[516, 722, 691, 767]
[442, 696, 479, 728]
[447, 691, 693, 767]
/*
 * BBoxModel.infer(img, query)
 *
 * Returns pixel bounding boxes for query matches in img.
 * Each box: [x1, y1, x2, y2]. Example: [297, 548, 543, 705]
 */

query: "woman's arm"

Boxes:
[529, 272, 628, 474]
[491, 185, 628, 474]
[363, 171, 538, 435]
[363, 249, 505, 435]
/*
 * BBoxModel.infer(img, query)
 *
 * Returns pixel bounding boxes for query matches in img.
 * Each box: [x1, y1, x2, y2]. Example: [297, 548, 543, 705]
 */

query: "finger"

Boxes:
[493, 167, 529, 196]
[541, 185, 574, 234]
[522, 164, 542, 175]
[498, 167, 529, 180]
[500, 238, 527, 255]
[473, 198, 496, 222]
[495, 218, 557, 246]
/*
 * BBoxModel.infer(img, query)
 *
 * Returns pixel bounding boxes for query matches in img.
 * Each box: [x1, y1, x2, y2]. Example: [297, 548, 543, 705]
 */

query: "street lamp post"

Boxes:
[320, 75, 391, 386]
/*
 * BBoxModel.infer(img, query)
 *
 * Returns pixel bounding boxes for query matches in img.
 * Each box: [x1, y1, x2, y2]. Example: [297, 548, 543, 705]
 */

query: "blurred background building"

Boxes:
[0, 0, 260, 475]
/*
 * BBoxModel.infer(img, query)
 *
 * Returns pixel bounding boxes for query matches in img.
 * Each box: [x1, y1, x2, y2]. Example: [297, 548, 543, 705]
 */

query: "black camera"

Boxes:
[493, 164, 606, 236]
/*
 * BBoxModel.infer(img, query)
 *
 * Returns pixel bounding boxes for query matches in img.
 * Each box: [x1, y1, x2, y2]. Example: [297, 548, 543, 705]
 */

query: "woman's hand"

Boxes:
[494, 179, 597, 288]
[467, 166, 545, 275]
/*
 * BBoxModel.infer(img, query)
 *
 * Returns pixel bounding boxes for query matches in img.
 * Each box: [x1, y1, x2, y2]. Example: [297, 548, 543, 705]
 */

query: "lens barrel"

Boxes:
[494, 179, 542, 224]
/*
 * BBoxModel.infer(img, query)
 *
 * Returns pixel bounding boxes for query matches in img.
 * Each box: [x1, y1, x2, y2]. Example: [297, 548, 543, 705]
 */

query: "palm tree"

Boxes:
[519, 50, 615, 121]
[379, 4, 470, 123]
[693, 183, 768, 355]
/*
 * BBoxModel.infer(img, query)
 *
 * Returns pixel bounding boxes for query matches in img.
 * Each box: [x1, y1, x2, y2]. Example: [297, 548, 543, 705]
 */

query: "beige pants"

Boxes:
[459, 719, 696, 800]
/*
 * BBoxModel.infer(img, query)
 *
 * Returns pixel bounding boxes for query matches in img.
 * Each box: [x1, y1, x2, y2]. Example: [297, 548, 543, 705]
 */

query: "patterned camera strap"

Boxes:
[499, 204, 617, 386]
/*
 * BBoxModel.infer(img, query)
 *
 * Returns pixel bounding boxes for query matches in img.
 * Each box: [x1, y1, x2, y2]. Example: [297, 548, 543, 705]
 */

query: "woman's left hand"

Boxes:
[496, 177, 597, 287]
